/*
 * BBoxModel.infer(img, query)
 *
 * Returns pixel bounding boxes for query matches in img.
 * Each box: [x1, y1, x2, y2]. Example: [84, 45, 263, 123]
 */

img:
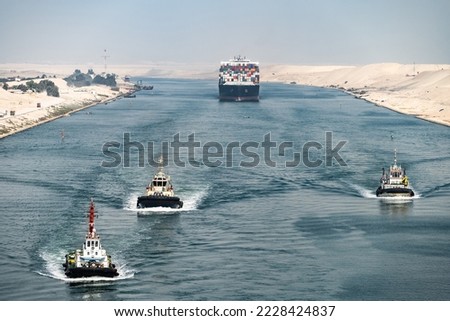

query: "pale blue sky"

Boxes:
[1, 0, 449, 65]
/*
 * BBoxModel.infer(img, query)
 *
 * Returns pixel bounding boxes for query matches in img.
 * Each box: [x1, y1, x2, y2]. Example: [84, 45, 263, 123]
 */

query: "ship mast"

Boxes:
[88, 199, 97, 238]
[158, 155, 163, 169]
[157, 155, 165, 173]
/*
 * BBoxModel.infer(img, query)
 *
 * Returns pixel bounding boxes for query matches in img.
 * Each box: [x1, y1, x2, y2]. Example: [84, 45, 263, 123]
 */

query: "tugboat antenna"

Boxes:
[394, 149, 397, 165]
[157, 155, 166, 171]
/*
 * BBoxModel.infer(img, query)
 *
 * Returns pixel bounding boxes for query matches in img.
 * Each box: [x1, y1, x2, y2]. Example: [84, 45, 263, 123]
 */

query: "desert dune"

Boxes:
[262, 63, 450, 127]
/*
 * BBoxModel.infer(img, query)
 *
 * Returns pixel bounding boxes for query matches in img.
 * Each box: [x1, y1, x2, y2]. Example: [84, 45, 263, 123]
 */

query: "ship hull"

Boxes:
[137, 195, 183, 209]
[63, 266, 118, 278]
[219, 84, 259, 102]
[376, 187, 414, 197]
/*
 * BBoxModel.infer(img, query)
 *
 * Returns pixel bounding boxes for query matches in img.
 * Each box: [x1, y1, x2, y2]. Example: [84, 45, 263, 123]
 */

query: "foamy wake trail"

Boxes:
[124, 192, 142, 211]
[348, 183, 378, 198]
[37, 250, 134, 283]
[123, 186, 209, 213]
[409, 185, 421, 199]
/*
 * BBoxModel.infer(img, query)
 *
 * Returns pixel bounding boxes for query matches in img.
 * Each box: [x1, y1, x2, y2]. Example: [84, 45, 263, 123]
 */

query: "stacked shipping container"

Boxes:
[219, 57, 260, 85]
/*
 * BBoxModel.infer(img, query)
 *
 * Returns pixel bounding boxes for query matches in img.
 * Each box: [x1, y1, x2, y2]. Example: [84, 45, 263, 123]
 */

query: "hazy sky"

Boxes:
[1, 0, 449, 65]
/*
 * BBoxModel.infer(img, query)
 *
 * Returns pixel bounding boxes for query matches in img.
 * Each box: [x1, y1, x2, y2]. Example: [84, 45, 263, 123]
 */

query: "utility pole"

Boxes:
[102, 49, 110, 74]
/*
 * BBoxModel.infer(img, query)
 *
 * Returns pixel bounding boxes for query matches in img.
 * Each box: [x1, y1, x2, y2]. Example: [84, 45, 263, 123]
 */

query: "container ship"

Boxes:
[219, 56, 260, 102]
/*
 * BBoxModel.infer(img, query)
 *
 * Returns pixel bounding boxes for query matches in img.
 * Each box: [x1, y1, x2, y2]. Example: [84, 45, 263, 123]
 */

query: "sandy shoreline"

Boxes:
[0, 68, 135, 139]
[1, 62, 449, 139]
[262, 63, 450, 127]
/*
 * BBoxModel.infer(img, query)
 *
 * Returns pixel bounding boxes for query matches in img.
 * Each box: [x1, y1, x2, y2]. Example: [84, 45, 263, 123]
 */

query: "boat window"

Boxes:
[95, 241, 98, 247]
[163, 182, 167, 186]
[87, 241, 90, 247]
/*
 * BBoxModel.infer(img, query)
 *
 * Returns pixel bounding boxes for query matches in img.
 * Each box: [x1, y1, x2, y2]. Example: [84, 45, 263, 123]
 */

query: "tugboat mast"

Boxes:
[88, 199, 97, 238]
[157, 155, 164, 172]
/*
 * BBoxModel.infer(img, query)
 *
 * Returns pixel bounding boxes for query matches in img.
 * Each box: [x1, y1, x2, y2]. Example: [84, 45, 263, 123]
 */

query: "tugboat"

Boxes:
[137, 158, 183, 209]
[63, 199, 119, 278]
[376, 150, 414, 197]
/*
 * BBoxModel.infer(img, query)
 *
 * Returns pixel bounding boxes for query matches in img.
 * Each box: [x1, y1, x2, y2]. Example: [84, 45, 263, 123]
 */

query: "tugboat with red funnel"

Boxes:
[137, 157, 183, 209]
[376, 150, 414, 198]
[63, 199, 118, 278]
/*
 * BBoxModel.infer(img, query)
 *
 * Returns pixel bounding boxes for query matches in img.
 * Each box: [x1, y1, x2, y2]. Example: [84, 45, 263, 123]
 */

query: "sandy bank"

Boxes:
[262, 63, 450, 127]
[0, 73, 134, 139]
